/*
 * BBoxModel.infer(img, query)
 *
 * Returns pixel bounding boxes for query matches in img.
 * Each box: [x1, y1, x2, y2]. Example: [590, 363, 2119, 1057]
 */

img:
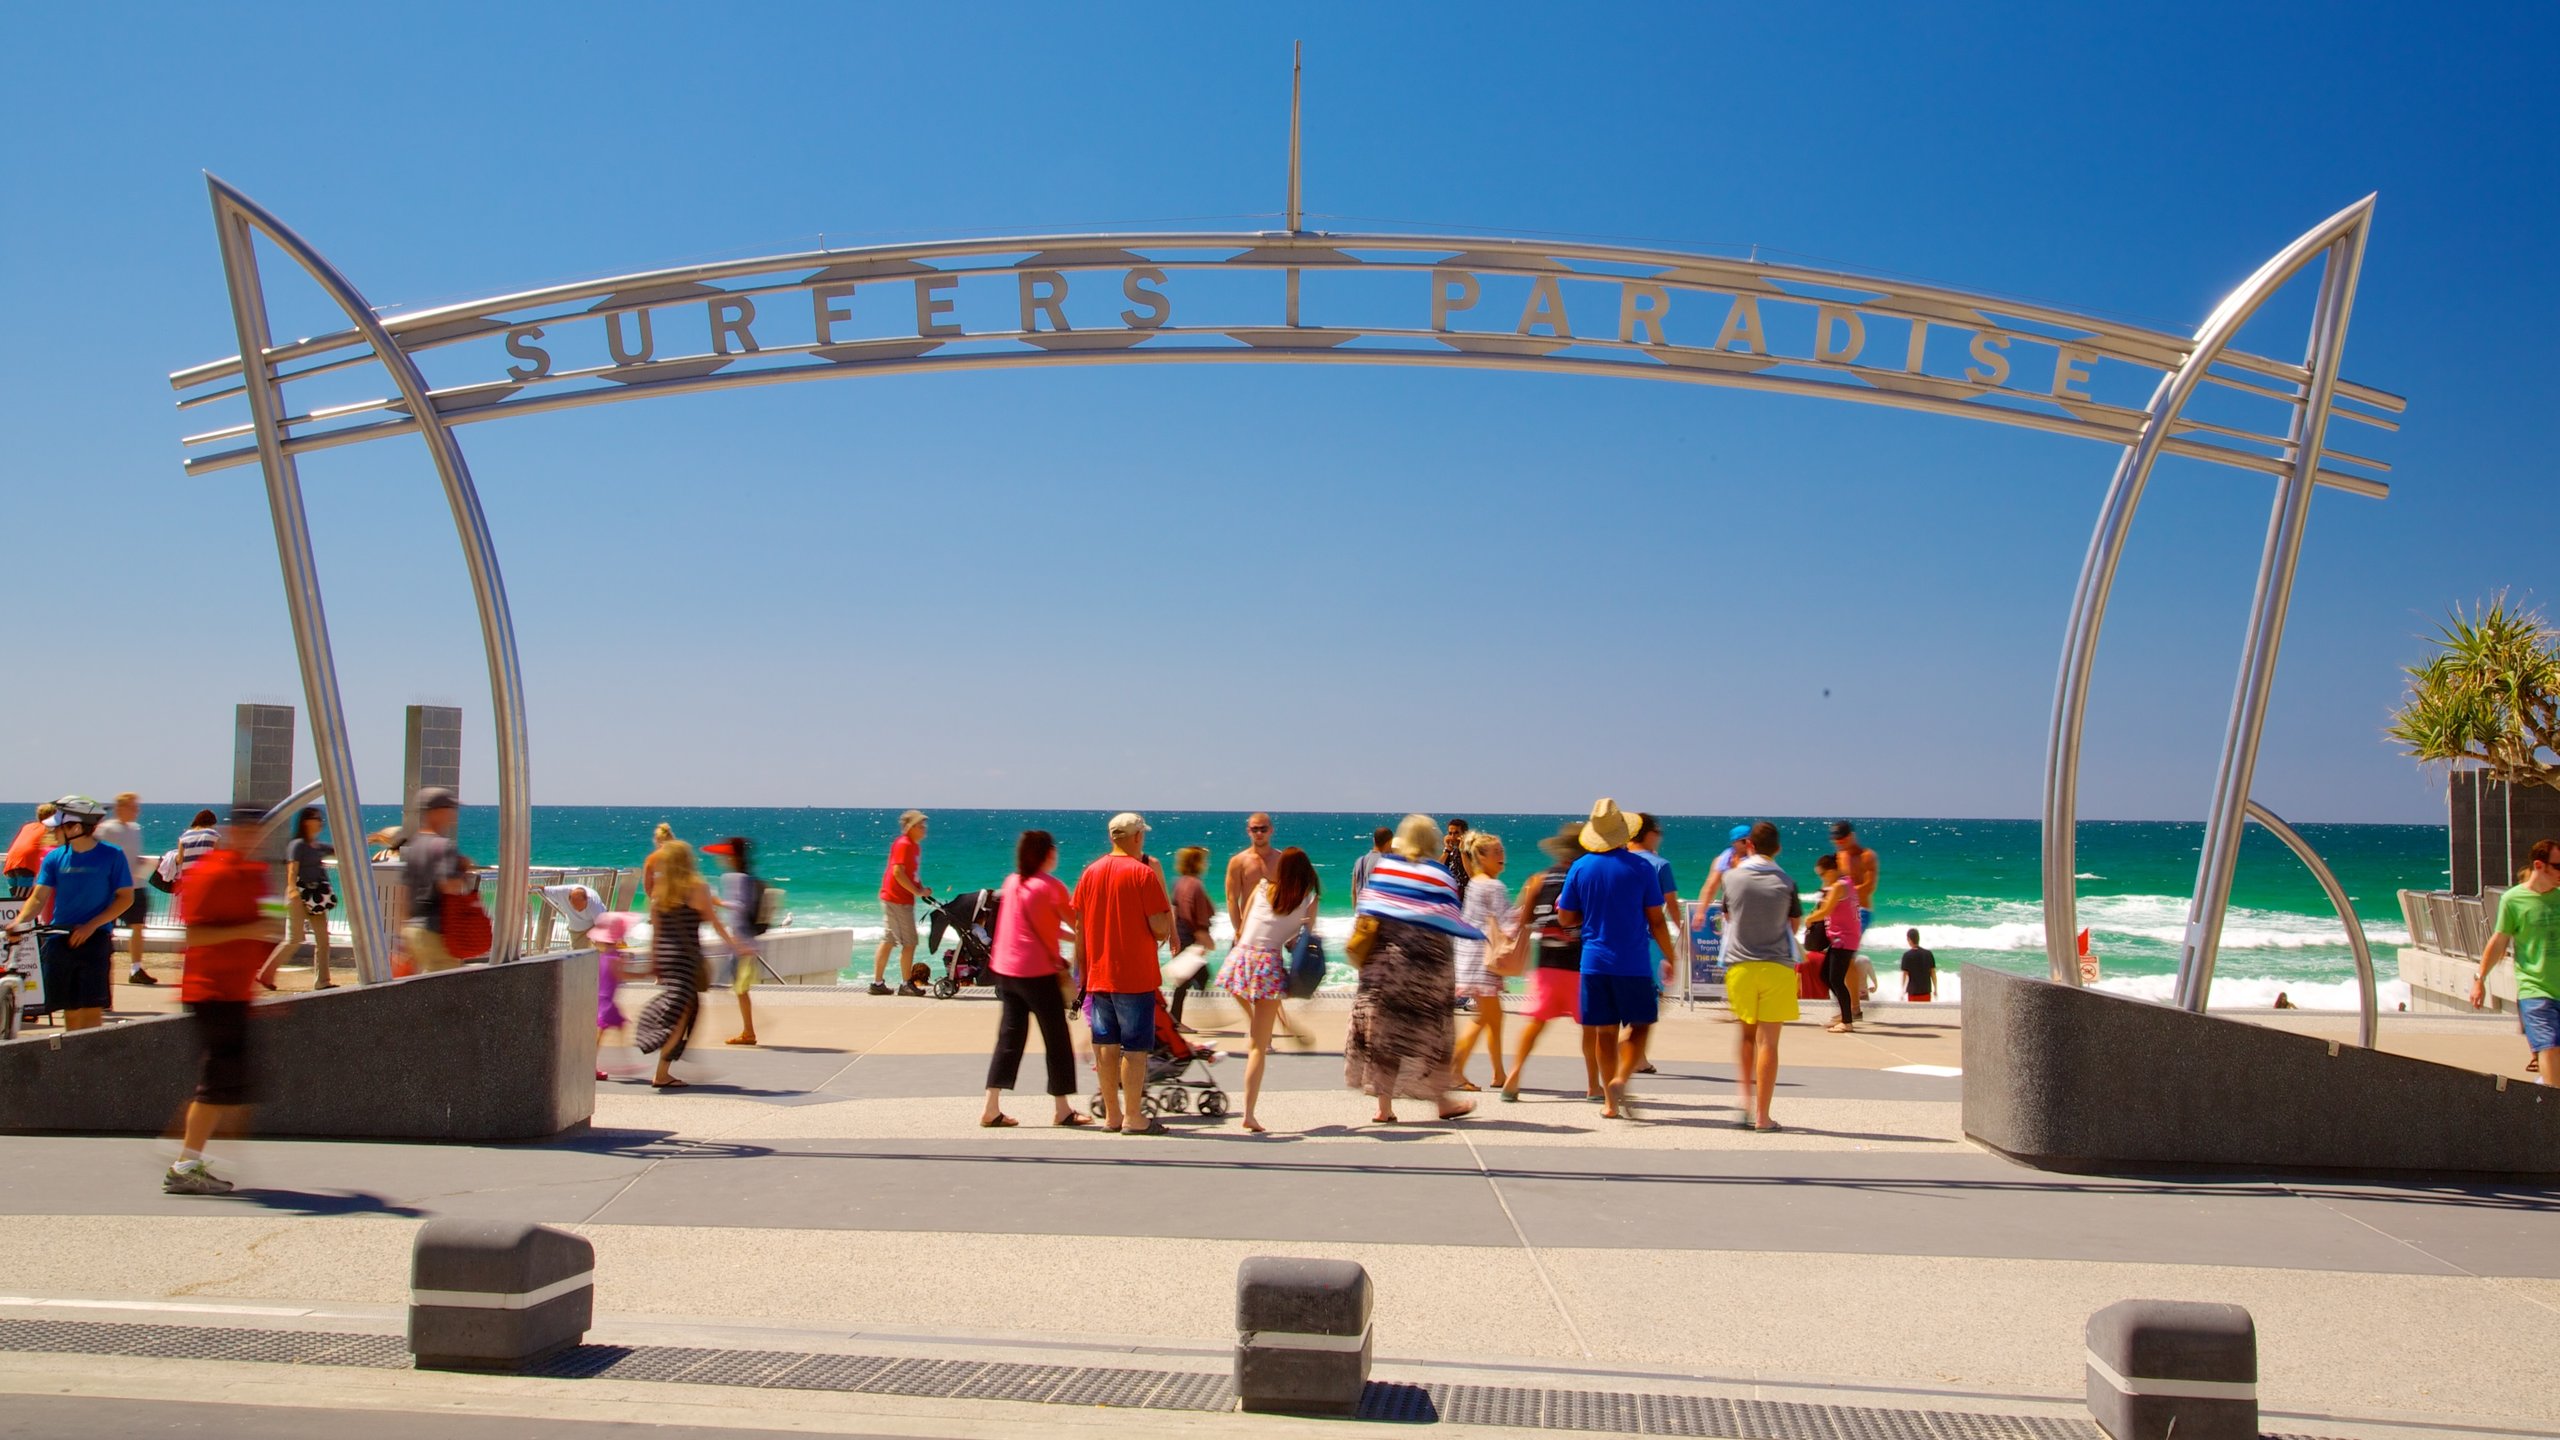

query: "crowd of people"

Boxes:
[755, 800, 1918, 1134]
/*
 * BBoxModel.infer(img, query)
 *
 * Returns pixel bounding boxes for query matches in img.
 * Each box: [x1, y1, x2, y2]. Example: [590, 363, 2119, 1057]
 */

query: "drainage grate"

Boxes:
[0, 1316, 2335, 1438]
[0, 1318, 407, 1369]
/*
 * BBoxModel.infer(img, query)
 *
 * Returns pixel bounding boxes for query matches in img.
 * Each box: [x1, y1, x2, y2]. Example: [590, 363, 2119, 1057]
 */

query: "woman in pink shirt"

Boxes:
[980, 829, 1093, 1128]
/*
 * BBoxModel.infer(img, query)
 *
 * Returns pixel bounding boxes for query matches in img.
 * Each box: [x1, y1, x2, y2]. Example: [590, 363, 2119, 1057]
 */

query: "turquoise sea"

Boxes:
[78, 803, 2442, 1009]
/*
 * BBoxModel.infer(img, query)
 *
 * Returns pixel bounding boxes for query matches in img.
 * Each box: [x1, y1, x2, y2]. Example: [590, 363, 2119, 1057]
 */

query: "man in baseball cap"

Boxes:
[1074, 813, 1172, 1134]
[400, 788, 471, 972]
[3, 795, 132, 1030]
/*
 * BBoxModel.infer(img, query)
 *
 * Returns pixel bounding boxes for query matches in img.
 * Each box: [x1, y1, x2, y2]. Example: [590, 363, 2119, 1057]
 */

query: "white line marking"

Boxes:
[2086, 1350, 2255, 1401]
[1884, 1064, 1963, 1077]
[411, 1271, 593, 1311]
[1459, 1130, 1591, 1359]
[0, 1296, 317, 1318]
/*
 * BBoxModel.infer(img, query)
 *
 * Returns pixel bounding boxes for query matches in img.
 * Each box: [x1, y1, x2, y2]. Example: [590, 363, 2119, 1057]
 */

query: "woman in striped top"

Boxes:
[1344, 814, 1482, 1124]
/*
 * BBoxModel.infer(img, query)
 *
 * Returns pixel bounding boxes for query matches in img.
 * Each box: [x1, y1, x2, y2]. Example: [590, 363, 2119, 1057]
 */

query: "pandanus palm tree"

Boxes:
[2387, 594, 2560, 790]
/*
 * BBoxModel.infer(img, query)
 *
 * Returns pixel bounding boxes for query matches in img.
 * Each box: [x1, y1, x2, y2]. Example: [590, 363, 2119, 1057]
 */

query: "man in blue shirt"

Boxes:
[1557, 797, 1678, 1120]
[1, 795, 133, 1031]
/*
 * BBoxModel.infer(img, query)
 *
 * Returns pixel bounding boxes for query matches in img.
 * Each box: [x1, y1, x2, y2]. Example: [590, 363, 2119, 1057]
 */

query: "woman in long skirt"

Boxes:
[1344, 815, 1481, 1124]
[632, 839, 742, 1089]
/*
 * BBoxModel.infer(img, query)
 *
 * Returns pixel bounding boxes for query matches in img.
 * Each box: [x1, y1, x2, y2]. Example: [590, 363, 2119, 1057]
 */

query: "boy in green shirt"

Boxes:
[2471, 837, 2560, 1086]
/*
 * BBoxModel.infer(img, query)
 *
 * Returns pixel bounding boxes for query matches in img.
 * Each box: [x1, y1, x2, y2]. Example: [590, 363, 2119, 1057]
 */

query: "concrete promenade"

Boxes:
[1, 984, 2553, 1437]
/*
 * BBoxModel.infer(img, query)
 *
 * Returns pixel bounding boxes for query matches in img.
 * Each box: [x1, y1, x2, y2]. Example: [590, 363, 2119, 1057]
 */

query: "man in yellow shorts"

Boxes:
[1717, 822, 1801, 1133]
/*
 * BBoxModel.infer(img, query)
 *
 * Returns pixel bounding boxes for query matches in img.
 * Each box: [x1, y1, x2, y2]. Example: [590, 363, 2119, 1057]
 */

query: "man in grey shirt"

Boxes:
[400, 789, 472, 972]
[1719, 821, 1800, 1131]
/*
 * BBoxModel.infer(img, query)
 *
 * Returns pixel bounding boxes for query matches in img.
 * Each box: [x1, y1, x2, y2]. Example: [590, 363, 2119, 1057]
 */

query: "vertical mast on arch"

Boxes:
[205, 177, 533, 974]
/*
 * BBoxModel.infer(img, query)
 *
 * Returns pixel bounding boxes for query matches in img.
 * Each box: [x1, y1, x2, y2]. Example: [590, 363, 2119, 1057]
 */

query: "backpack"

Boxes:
[736, 873, 770, 937]
[1286, 931, 1327, 1000]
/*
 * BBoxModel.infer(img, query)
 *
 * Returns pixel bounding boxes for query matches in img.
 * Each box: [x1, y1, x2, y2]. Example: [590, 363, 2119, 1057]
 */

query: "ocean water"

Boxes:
[86, 805, 2443, 1009]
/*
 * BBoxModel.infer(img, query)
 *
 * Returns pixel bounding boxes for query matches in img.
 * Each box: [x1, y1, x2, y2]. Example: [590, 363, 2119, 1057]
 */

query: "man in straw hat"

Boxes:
[1555, 798, 1678, 1120]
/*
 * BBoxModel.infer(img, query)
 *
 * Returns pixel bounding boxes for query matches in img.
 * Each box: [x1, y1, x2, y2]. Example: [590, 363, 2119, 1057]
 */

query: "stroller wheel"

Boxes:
[1156, 1086, 1190, 1115]
[932, 975, 958, 1000]
[1089, 1093, 1108, 1119]
[1197, 1089, 1229, 1118]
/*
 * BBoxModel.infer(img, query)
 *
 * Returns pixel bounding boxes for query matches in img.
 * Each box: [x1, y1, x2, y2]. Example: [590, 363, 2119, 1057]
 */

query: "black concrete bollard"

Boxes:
[2085, 1299, 2257, 1440]
[408, 1219, 594, 1371]
[1234, 1256, 1372, 1415]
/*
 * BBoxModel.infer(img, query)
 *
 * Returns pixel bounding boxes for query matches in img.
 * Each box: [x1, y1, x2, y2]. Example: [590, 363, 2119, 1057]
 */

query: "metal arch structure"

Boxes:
[2244, 799, 2380, 1049]
[173, 178, 2401, 1022]
[2040, 196, 2375, 1005]
[204, 177, 532, 984]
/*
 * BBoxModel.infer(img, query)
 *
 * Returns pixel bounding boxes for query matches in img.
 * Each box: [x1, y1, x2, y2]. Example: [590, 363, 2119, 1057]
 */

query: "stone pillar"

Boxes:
[232, 704, 295, 814]
[404, 705, 463, 831]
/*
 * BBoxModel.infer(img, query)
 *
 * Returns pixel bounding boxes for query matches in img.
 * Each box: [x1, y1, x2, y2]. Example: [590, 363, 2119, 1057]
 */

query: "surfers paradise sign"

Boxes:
[175, 231, 2395, 495]
[173, 76, 2399, 1016]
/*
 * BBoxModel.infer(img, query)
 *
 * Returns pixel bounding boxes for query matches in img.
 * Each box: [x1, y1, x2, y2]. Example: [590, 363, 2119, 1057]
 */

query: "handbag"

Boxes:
[1486, 914, 1528, 978]
[1286, 931, 1326, 999]
[439, 889, 495, 961]
[1343, 915, 1379, 969]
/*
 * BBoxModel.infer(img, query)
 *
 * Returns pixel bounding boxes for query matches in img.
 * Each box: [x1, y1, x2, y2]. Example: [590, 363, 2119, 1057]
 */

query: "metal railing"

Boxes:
[2399, 889, 2492, 959]
[362, 862, 641, 958]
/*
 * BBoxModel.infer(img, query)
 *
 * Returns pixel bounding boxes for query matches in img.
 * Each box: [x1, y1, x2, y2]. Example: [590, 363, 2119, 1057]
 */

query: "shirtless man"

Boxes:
[1223, 813, 1277, 937]
[1224, 812, 1309, 1044]
[1830, 821, 1879, 926]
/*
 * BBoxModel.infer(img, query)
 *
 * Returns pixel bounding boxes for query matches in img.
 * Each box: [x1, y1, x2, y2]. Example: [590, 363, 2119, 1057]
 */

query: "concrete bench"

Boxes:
[1234, 1256, 1371, 1415]
[2086, 1298, 2256, 1440]
[409, 1219, 594, 1371]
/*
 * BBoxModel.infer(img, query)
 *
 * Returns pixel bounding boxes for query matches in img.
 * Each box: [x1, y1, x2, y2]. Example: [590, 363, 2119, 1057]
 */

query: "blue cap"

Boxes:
[1728, 824, 1751, 842]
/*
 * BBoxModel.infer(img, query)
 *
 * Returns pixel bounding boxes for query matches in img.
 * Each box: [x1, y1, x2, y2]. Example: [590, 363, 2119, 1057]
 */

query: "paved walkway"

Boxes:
[1, 988, 2552, 1436]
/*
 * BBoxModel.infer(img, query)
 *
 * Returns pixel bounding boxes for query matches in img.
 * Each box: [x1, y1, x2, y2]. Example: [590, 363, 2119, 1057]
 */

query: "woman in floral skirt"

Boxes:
[1217, 846, 1319, 1133]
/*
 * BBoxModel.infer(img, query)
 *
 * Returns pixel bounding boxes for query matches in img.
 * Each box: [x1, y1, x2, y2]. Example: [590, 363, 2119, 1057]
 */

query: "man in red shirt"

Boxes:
[165, 806, 282, 1196]
[869, 810, 935, 997]
[1073, 813, 1172, 1135]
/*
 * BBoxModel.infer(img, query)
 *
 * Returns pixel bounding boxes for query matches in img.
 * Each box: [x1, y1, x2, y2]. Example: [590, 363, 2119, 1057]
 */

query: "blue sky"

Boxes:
[3, 3, 2550, 822]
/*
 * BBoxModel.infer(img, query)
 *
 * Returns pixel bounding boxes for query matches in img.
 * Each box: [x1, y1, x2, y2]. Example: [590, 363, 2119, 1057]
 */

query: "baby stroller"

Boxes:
[1092, 991, 1230, 1119]
[924, 888, 1000, 1000]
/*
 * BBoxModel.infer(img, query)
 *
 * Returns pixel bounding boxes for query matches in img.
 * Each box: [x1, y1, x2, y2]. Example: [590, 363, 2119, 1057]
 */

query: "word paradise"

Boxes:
[480, 261, 2129, 412]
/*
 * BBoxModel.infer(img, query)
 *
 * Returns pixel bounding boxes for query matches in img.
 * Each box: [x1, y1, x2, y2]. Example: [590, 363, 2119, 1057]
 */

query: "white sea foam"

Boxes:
[1907, 969, 2408, 1013]
[1892, 893, 2407, 954]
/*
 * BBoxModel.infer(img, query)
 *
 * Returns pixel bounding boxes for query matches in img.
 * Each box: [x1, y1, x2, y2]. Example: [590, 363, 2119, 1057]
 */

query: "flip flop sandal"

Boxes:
[1125, 1120, 1168, 1137]
[650, 1078, 689, 1090]
[1436, 1102, 1476, 1122]
[1241, 1119, 1268, 1134]
[1754, 1120, 1785, 1133]
[1500, 1088, 1521, 1104]
[1053, 1113, 1096, 1128]
[1454, 1080, 1481, 1092]
[980, 1115, 1019, 1128]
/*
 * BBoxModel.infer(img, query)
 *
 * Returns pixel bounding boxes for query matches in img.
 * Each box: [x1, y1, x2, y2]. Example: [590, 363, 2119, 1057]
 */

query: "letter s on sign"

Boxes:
[503, 326, 551, 382]
[1120, 267, 1170, 329]
[1965, 332, 2011, 387]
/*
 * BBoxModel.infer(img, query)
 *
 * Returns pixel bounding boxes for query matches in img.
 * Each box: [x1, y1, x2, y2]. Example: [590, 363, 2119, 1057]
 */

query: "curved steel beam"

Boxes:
[166, 228, 2407, 418]
[208, 177, 533, 968]
[210, 194, 391, 986]
[2182, 220, 2370, 1009]
[2038, 195, 2377, 985]
[254, 778, 326, 849]
[171, 338, 2394, 494]
[2243, 800, 2378, 1049]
